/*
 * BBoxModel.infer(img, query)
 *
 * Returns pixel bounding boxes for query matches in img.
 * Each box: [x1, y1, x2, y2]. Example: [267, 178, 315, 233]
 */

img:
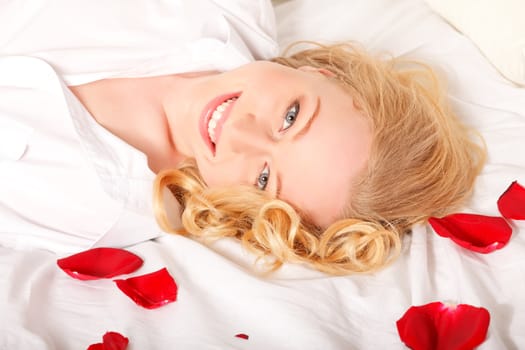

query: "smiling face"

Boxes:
[164, 61, 373, 228]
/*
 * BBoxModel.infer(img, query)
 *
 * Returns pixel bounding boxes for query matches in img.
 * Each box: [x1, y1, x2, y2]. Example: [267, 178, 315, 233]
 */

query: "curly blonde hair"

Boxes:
[153, 43, 486, 275]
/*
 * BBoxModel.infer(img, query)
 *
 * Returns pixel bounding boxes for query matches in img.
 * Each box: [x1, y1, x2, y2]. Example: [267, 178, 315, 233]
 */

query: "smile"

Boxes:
[207, 97, 237, 144]
[199, 92, 240, 155]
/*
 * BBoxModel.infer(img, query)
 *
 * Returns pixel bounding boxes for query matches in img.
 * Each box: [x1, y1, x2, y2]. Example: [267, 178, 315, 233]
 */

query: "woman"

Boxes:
[0, 1, 484, 274]
[152, 44, 486, 275]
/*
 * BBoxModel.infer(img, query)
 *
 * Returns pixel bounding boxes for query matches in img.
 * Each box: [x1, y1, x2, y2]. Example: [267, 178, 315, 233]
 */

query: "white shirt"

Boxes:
[0, 0, 278, 253]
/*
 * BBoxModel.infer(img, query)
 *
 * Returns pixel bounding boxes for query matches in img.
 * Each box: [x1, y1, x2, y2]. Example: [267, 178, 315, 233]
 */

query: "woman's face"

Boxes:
[164, 61, 372, 227]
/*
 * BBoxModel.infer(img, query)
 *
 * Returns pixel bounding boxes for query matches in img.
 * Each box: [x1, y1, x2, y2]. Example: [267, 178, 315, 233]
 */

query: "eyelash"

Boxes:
[256, 101, 300, 191]
[281, 101, 300, 131]
[256, 163, 270, 190]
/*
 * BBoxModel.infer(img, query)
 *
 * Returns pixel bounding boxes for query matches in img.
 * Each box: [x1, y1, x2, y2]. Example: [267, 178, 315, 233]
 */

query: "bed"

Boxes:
[1, 0, 524, 349]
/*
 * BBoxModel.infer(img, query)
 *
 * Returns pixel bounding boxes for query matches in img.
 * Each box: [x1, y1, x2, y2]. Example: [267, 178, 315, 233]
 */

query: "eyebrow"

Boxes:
[293, 96, 320, 141]
[275, 96, 320, 198]
[276, 172, 282, 198]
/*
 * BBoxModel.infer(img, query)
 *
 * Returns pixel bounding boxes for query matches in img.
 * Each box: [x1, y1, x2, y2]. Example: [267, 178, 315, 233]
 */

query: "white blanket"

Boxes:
[1, 0, 525, 349]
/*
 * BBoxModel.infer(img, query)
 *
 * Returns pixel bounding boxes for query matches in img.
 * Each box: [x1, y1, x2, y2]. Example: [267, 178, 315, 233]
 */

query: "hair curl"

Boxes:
[153, 42, 486, 275]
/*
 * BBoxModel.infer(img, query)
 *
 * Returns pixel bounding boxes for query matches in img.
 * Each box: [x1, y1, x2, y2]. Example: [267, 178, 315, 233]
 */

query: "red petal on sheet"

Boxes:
[102, 332, 129, 350]
[235, 333, 249, 340]
[497, 181, 525, 220]
[86, 332, 129, 350]
[87, 344, 103, 350]
[57, 247, 143, 280]
[429, 213, 512, 253]
[397, 302, 490, 350]
[114, 267, 178, 309]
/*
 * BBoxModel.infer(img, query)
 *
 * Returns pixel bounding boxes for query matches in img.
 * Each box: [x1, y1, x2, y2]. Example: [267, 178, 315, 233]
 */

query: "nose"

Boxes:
[201, 101, 279, 189]
[219, 112, 273, 155]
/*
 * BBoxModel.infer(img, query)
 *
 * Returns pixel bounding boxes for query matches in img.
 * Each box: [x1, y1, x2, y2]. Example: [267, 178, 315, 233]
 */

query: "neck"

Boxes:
[70, 75, 185, 173]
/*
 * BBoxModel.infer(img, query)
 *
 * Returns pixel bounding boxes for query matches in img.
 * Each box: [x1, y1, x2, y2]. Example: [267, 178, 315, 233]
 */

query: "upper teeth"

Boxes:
[208, 97, 237, 144]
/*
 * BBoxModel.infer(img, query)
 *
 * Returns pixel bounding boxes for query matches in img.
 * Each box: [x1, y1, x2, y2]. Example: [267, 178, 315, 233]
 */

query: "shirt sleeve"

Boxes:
[209, 0, 279, 60]
[0, 0, 279, 85]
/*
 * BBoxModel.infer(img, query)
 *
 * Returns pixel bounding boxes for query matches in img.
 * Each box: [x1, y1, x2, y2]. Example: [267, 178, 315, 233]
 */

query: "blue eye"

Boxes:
[282, 102, 300, 130]
[256, 164, 270, 190]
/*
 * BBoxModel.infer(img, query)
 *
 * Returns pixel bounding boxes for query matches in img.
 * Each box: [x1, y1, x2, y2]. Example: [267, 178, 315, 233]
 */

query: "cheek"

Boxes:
[196, 161, 228, 188]
[195, 156, 247, 189]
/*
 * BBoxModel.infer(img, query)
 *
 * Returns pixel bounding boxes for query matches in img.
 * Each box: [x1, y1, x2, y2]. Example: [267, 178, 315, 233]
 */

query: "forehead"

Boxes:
[277, 82, 372, 228]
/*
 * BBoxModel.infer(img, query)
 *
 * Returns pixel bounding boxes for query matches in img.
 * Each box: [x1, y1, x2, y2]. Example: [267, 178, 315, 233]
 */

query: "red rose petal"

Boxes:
[102, 332, 129, 350]
[429, 213, 512, 253]
[235, 333, 249, 340]
[87, 332, 129, 350]
[87, 344, 103, 350]
[57, 248, 143, 280]
[497, 181, 525, 220]
[114, 267, 178, 309]
[397, 302, 490, 350]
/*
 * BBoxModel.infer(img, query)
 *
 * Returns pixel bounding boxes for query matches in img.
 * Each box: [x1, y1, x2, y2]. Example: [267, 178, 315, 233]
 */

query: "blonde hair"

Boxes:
[153, 43, 486, 275]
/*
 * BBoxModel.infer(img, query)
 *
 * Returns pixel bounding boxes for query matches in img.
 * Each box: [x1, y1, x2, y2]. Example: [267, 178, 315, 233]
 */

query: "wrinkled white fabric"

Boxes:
[0, 0, 278, 85]
[1, 0, 524, 349]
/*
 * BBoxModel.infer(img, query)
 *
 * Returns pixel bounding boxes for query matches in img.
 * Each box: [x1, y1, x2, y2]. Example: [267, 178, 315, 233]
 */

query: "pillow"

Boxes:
[423, 0, 525, 86]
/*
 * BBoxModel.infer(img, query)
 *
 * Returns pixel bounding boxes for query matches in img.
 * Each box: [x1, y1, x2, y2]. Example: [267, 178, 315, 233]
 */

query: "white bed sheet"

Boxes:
[1, 0, 525, 349]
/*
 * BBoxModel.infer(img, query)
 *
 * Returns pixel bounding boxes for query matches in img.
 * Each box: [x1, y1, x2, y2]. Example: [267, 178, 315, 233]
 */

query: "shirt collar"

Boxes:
[59, 80, 156, 215]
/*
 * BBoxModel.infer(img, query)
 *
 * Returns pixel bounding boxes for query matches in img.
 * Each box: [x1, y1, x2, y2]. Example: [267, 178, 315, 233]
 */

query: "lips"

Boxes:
[199, 92, 240, 155]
